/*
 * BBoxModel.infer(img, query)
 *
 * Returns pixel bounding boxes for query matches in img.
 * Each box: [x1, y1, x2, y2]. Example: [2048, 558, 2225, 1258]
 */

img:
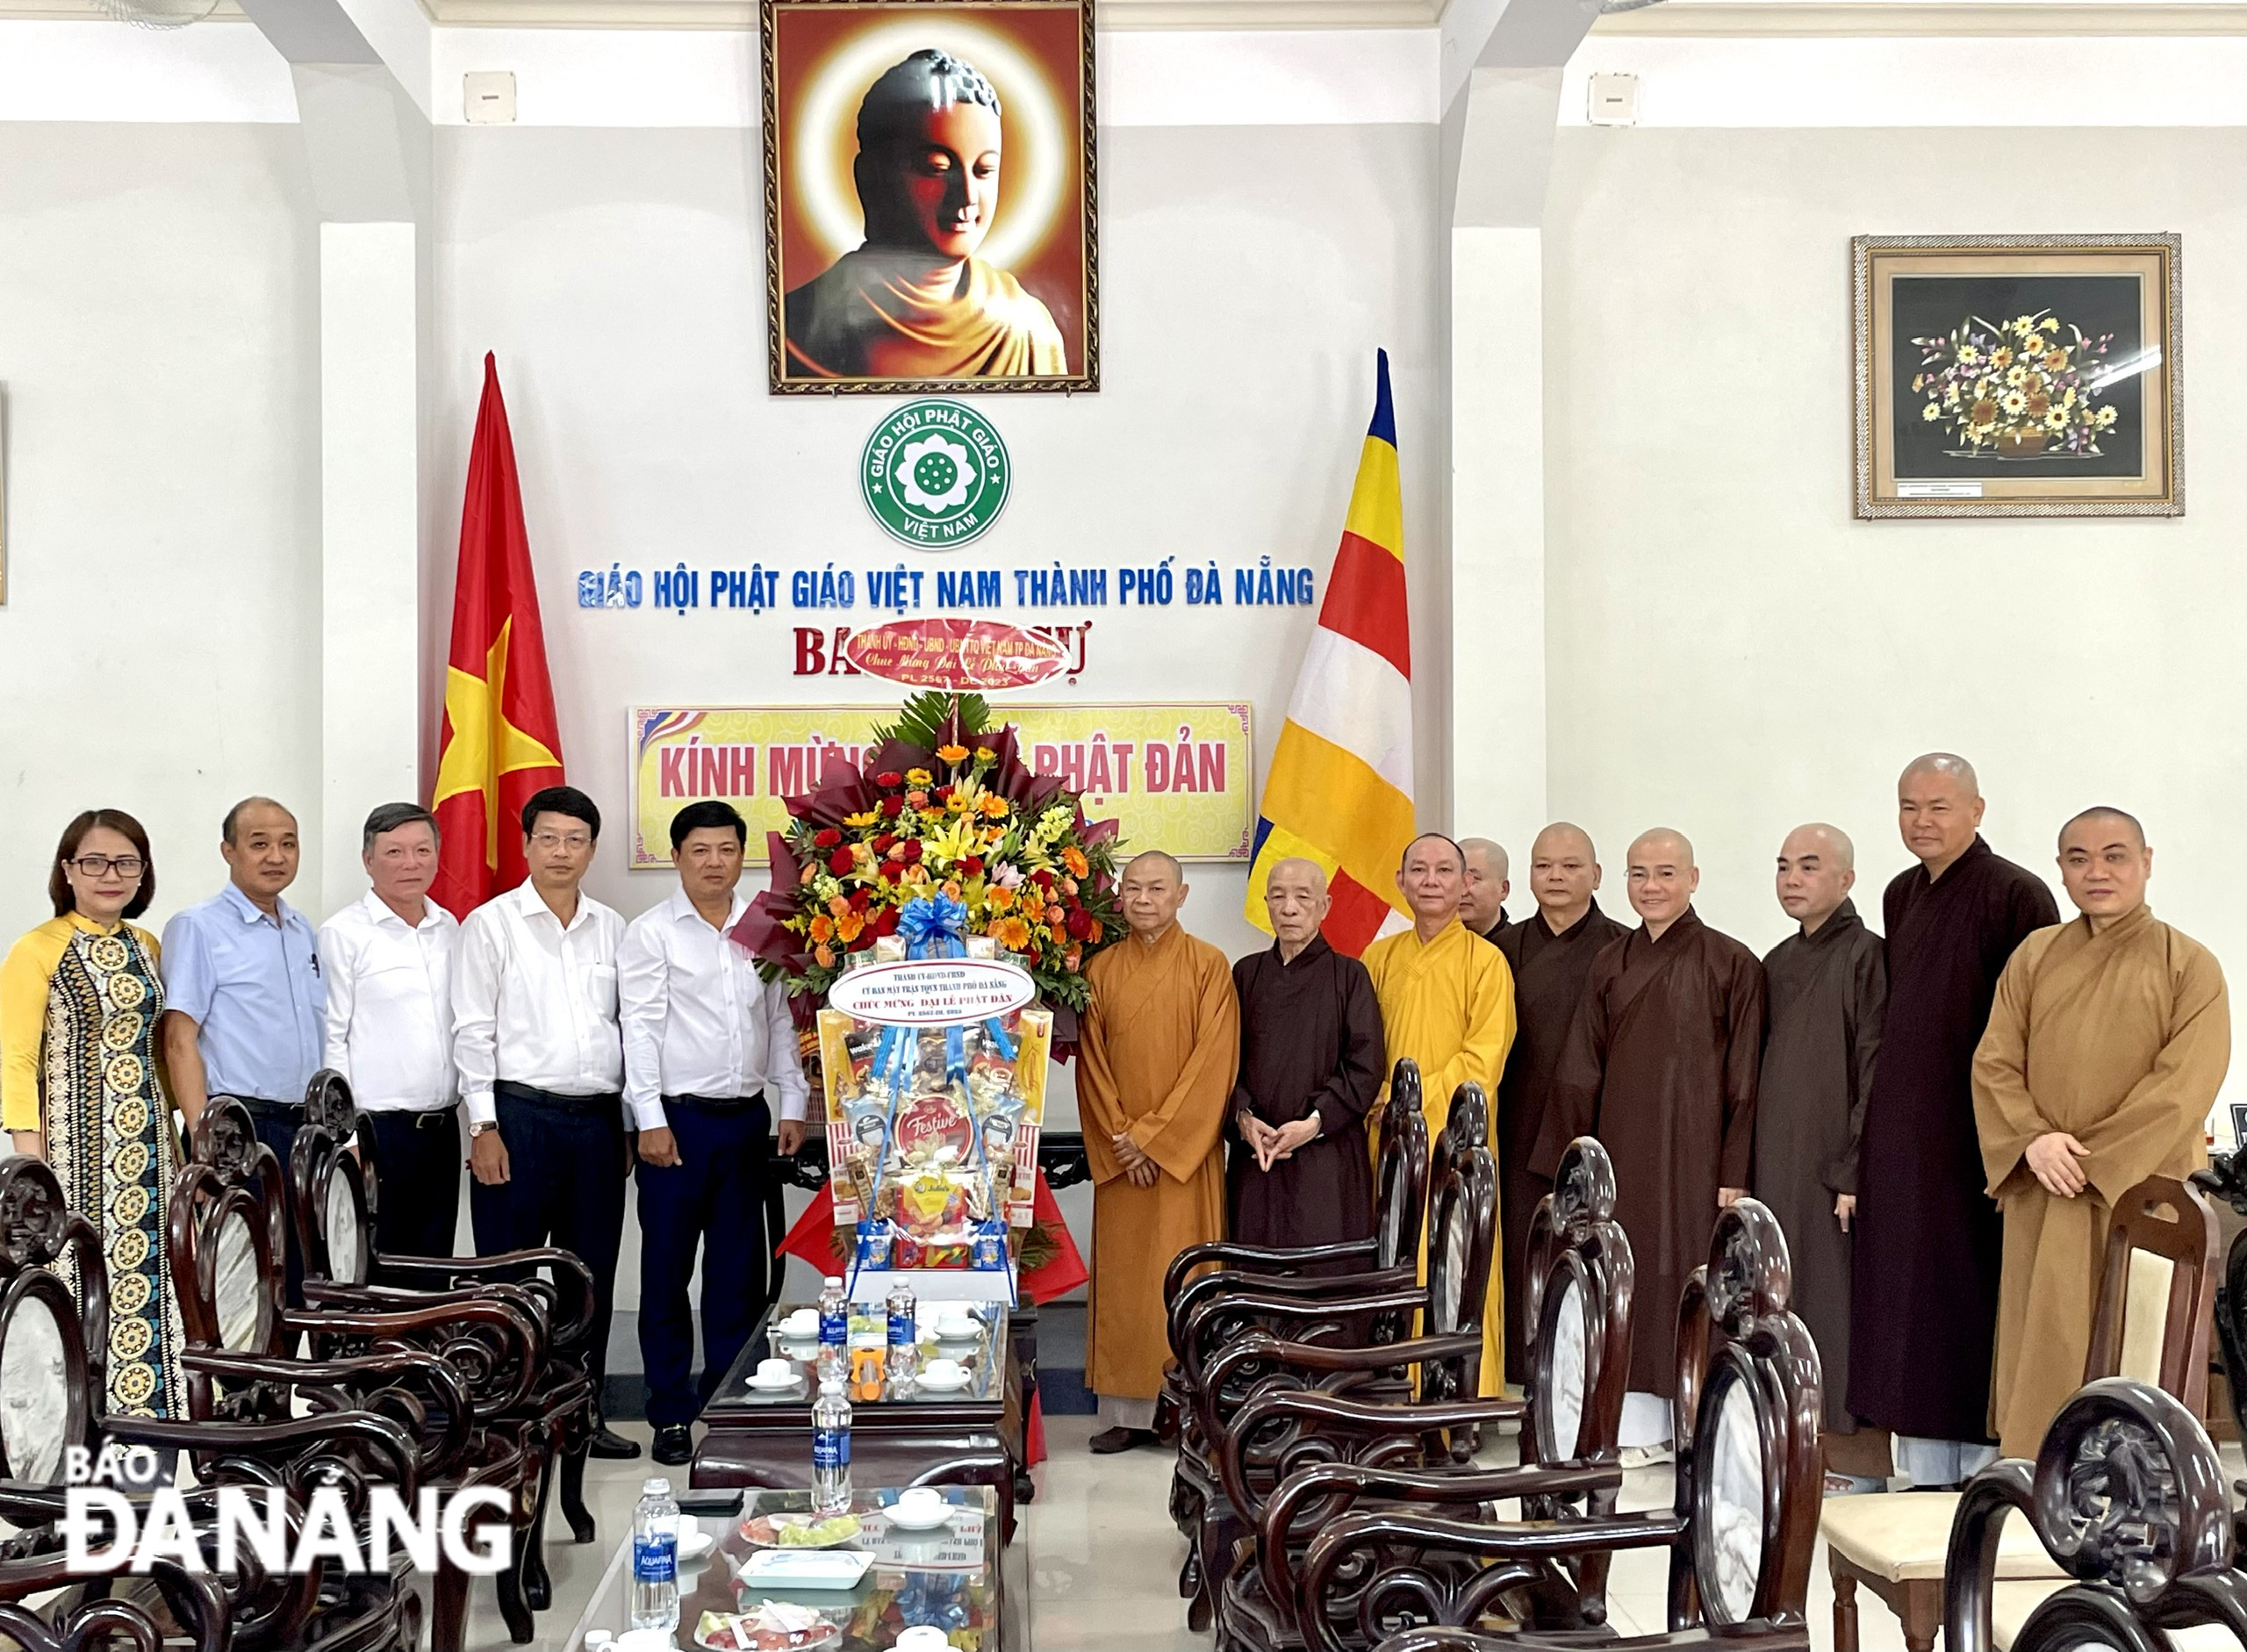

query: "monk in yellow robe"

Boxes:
[784, 49, 1069, 382]
[1361, 833, 1516, 1392]
[1077, 850, 1239, 1453]
[1973, 806, 2229, 1457]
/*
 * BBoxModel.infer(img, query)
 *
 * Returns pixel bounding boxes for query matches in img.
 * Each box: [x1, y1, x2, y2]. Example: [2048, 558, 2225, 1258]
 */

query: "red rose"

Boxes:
[849, 889, 872, 912]
[1066, 908, 1094, 940]
[935, 786, 953, 802]
[961, 856, 984, 877]
[812, 828, 843, 850]
[876, 771, 903, 788]
[872, 833, 897, 854]
[879, 797, 902, 818]
[901, 840, 924, 864]
[825, 847, 854, 875]
[1031, 869, 1054, 889]
[873, 905, 900, 935]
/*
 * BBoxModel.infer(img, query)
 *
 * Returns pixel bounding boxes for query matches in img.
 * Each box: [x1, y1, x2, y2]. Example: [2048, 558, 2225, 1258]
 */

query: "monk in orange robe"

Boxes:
[784, 49, 1069, 382]
[1077, 851, 1238, 1453]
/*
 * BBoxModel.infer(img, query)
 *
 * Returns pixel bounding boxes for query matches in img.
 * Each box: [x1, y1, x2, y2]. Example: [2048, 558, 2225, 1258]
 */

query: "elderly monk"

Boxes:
[1461, 838, 1513, 944]
[783, 49, 1069, 382]
[1752, 824, 1890, 1493]
[1491, 823, 1627, 1378]
[1361, 833, 1515, 1391]
[1973, 808, 2228, 1457]
[1534, 829, 1762, 1463]
[1230, 858, 1387, 1253]
[1077, 850, 1239, 1454]
[1852, 753, 2058, 1490]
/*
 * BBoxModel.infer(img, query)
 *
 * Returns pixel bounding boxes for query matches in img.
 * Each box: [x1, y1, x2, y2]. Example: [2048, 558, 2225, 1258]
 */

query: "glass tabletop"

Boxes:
[713, 1302, 1009, 1410]
[569, 1487, 1002, 1652]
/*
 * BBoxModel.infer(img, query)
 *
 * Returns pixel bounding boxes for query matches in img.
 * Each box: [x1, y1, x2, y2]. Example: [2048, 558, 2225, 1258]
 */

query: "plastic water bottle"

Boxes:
[817, 1275, 850, 1385]
[886, 1282, 919, 1390]
[629, 1476, 680, 1634]
[812, 1379, 853, 1518]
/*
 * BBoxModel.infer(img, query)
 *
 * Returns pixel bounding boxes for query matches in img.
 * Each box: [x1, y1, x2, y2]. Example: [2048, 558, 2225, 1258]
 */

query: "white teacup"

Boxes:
[921, 1358, 967, 1384]
[755, 1357, 793, 1383]
[894, 1486, 944, 1520]
[934, 1312, 978, 1339]
[894, 1628, 950, 1652]
[780, 1309, 820, 1337]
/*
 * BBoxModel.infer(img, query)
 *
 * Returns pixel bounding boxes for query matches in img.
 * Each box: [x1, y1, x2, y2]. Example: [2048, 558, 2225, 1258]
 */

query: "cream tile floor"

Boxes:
[478, 1417, 2242, 1652]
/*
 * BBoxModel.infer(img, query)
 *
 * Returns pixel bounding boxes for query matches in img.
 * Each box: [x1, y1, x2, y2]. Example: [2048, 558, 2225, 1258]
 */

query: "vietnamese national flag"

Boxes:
[430, 354, 565, 920]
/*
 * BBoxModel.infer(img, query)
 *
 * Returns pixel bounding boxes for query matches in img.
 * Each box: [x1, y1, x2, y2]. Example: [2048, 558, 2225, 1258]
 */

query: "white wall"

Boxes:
[0, 122, 321, 939]
[1540, 122, 2247, 1112]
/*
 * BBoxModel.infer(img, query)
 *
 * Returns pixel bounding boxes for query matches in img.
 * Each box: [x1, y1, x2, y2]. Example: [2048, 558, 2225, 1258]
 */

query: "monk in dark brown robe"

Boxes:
[1533, 828, 1763, 1462]
[1492, 822, 1626, 1378]
[1229, 858, 1386, 1250]
[1851, 753, 2057, 1489]
[1461, 838, 1512, 944]
[1752, 824, 1888, 1491]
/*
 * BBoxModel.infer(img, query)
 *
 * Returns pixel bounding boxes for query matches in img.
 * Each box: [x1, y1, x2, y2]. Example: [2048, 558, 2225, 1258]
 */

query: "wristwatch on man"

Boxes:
[468, 1120, 498, 1138]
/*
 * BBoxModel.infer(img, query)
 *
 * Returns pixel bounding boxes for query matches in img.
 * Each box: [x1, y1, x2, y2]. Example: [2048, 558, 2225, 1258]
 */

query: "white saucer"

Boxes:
[884, 1504, 953, 1531]
[932, 1324, 980, 1342]
[746, 1371, 802, 1390]
[675, 1524, 715, 1562]
[915, 1370, 973, 1392]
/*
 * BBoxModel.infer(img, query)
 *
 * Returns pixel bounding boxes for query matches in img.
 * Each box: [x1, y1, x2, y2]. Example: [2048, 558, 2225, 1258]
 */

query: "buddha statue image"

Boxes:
[784, 48, 1069, 381]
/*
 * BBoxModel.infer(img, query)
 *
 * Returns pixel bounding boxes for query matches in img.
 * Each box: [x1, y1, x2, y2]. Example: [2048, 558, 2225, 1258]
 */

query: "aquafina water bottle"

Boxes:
[886, 1282, 918, 1390]
[817, 1275, 850, 1386]
[812, 1378, 853, 1518]
[629, 1476, 680, 1633]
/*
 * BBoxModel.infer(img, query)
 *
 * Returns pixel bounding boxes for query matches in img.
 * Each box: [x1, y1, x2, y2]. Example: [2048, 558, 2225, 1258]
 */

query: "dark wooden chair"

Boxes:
[0, 1154, 418, 1652]
[1211, 1136, 1638, 1652]
[174, 1098, 536, 1652]
[1166, 1061, 1436, 1627]
[290, 1071, 603, 1611]
[1944, 1377, 2247, 1652]
[1824, 1171, 2222, 1652]
[1292, 1196, 1824, 1652]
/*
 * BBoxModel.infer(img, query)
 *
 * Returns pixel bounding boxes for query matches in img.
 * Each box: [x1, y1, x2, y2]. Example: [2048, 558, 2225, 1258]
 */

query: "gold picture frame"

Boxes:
[762, 0, 1100, 395]
[1853, 233, 2182, 519]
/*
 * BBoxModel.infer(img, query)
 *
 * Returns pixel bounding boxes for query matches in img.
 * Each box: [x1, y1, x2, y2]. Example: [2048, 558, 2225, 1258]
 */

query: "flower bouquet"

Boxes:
[1910, 309, 2121, 458]
[732, 691, 1124, 1028]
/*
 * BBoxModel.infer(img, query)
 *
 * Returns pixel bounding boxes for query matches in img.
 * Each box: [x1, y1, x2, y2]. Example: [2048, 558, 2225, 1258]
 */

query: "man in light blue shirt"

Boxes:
[161, 795, 326, 1296]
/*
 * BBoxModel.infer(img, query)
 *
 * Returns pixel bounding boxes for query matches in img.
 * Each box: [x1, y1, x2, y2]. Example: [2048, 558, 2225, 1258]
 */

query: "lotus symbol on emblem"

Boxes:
[895, 435, 976, 514]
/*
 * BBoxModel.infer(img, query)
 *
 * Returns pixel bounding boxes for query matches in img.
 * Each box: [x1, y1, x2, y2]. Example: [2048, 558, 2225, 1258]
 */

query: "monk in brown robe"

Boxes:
[1461, 838, 1512, 944]
[783, 50, 1069, 382]
[1974, 807, 2229, 1456]
[1077, 850, 1238, 1453]
[1533, 828, 1762, 1464]
[1230, 858, 1386, 1252]
[1751, 823, 1889, 1492]
[1492, 822, 1626, 1379]
[1851, 753, 2057, 1489]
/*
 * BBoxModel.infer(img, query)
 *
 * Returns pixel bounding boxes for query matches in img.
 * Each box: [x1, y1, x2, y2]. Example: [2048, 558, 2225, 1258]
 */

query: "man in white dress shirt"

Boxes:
[455, 784, 639, 1460]
[621, 801, 813, 1466]
[319, 802, 462, 1259]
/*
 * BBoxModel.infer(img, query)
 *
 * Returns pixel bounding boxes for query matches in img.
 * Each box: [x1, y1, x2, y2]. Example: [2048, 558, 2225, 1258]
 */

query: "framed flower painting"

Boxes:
[1852, 233, 2181, 518]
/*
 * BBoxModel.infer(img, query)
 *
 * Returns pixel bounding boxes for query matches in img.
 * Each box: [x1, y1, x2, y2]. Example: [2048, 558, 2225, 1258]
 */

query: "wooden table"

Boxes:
[564, 1487, 1009, 1652]
[693, 1303, 1024, 1543]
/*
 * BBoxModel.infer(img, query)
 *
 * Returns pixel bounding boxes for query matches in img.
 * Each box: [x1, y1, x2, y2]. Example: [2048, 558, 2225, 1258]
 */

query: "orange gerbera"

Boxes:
[808, 916, 835, 944]
[979, 795, 1009, 819]
[937, 743, 969, 764]
[836, 913, 865, 943]
[986, 885, 1016, 914]
[1061, 846, 1089, 878]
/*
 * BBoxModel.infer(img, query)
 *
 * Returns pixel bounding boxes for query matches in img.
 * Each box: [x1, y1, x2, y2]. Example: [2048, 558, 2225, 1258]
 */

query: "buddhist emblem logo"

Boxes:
[860, 400, 1010, 549]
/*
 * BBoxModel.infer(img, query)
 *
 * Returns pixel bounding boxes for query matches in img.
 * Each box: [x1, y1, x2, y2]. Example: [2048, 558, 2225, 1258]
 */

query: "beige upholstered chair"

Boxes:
[1822, 1174, 2219, 1652]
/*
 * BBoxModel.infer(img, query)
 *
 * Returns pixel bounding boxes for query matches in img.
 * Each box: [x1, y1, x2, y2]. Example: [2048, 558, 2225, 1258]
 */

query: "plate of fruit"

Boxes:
[693, 1604, 840, 1651]
[739, 1512, 862, 1550]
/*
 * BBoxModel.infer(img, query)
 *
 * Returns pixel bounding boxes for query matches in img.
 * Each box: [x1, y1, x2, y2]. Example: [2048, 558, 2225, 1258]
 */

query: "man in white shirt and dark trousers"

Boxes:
[319, 802, 462, 1260]
[622, 801, 812, 1467]
[455, 785, 640, 1461]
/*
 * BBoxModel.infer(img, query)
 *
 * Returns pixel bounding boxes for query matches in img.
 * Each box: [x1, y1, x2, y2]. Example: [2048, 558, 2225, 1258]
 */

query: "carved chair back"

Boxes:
[1373, 1060, 1432, 1278]
[1521, 1136, 1634, 1473]
[294, 1069, 375, 1287]
[171, 1099, 287, 1388]
[1946, 1378, 2234, 1652]
[0, 1158, 103, 1482]
[2085, 1174, 2217, 1412]
[1418, 1083, 1496, 1401]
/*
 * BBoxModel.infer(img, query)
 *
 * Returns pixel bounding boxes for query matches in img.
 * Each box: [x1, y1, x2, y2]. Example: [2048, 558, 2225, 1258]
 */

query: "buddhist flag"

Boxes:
[1244, 349, 1416, 955]
[430, 353, 565, 920]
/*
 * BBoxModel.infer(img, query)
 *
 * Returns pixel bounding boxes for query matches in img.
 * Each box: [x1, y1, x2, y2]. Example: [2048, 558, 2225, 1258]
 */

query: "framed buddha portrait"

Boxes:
[1853, 233, 2182, 518]
[763, 0, 1099, 394]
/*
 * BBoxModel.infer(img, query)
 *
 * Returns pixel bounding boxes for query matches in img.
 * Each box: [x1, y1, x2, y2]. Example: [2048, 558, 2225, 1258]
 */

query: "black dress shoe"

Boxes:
[588, 1423, 643, 1460]
[1088, 1426, 1158, 1454]
[652, 1426, 694, 1466]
